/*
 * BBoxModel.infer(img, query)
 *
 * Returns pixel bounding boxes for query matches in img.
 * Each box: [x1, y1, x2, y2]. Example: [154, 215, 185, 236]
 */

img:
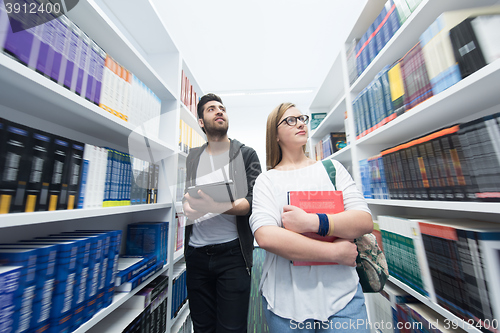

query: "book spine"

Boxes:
[418, 223, 470, 319]
[449, 18, 487, 79]
[1, 122, 32, 214]
[24, 129, 52, 212]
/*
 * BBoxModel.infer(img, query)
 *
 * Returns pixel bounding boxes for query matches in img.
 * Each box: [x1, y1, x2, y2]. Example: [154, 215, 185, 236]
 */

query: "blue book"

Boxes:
[115, 261, 163, 293]
[126, 222, 168, 264]
[359, 159, 372, 199]
[377, 156, 390, 199]
[0, 248, 39, 288]
[0, 243, 57, 286]
[59, 233, 109, 297]
[372, 14, 383, 56]
[115, 255, 157, 287]
[50, 312, 73, 333]
[0, 249, 41, 332]
[0, 244, 56, 329]
[77, 156, 90, 209]
[48, 16, 68, 83]
[75, 32, 90, 97]
[378, 65, 396, 124]
[63, 21, 80, 91]
[85, 41, 98, 103]
[19, 239, 81, 318]
[2, 2, 37, 66]
[93, 46, 106, 105]
[387, 0, 401, 37]
[366, 24, 376, 65]
[0, 266, 23, 333]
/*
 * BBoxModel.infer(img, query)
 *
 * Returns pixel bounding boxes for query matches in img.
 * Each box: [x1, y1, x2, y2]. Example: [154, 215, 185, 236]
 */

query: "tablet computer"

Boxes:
[187, 180, 236, 202]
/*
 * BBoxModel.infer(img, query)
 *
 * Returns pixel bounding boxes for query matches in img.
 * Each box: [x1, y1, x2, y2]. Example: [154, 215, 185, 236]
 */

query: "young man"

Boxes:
[183, 93, 262, 333]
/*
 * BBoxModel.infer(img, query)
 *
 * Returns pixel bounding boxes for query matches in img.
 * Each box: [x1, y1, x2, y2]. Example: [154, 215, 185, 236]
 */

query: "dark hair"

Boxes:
[197, 93, 223, 120]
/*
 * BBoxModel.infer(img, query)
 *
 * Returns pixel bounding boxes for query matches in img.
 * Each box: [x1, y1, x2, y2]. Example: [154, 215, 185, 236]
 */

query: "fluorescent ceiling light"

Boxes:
[216, 89, 314, 97]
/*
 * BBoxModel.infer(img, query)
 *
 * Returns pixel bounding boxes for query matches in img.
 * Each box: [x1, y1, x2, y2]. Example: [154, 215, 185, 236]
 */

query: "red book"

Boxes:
[287, 190, 344, 266]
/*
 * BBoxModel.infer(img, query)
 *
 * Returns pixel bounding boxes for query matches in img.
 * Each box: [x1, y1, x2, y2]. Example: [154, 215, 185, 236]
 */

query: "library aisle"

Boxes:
[1, 0, 500, 333]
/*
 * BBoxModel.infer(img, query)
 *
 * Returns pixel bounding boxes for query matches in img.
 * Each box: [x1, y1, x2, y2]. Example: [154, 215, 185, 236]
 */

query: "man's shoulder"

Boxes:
[186, 145, 205, 160]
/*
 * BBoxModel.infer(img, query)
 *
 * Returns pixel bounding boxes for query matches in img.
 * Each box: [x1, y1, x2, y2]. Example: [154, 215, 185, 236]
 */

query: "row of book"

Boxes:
[359, 155, 390, 200]
[360, 112, 500, 201]
[0, 0, 162, 133]
[0, 229, 122, 333]
[0, 118, 160, 214]
[181, 70, 200, 117]
[378, 215, 500, 333]
[346, 0, 405, 84]
[121, 274, 170, 333]
[352, 7, 500, 140]
[125, 222, 170, 269]
[0, 117, 85, 213]
[81, 144, 159, 209]
[118, 267, 189, 333]
[314, 132, 347, 161]
[346, 0, 424, 85]
[179, 118, 205, 155]
[170, 267, 187, 320]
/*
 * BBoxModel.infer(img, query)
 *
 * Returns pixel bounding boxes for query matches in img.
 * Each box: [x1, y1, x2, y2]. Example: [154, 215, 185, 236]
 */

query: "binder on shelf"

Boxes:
[65, 141, 85, 210]
[47, 136, 72, 211]
[449, 18, 487, 79]
[0, 121, 32, 214]
[471, 14, 500, 65]
[23, 129, 53, 212]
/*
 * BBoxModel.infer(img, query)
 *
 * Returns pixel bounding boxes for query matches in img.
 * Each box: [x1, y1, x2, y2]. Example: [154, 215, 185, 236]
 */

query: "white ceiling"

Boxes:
[152, 0, 367, 164]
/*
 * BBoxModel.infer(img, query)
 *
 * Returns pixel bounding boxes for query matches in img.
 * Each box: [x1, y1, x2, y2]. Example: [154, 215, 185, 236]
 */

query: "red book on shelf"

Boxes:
[287, 190, 344, 266]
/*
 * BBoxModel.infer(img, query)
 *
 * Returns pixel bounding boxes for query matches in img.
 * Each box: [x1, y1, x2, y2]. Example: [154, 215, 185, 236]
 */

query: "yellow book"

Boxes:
[388, 62, 405, 115]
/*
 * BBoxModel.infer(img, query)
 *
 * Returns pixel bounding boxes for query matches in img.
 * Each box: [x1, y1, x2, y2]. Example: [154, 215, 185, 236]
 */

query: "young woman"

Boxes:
[249, 103, 373, 332]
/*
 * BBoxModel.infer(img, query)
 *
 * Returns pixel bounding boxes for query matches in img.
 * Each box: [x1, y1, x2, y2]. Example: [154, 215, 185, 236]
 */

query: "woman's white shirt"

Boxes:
[249, 160, 371, 322]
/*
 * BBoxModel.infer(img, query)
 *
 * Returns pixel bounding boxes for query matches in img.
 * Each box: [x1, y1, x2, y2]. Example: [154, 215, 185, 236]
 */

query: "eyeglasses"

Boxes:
[277, 115, 310, 127]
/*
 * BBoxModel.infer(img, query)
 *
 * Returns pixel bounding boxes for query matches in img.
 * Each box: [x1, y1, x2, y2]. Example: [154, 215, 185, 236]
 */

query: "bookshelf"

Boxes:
[0, 0, 196, 332]
[308, 0, 500, 331]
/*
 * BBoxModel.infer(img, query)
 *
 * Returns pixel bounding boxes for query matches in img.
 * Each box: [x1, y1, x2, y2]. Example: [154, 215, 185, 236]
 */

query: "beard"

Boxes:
[203, 117, 229, 139]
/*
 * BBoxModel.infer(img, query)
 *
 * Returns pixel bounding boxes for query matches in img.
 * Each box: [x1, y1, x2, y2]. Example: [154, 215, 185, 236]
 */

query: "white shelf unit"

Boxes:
[388, 278, 480, 333]
[0, 0, 197, 331]
[308, 0, 500, 330]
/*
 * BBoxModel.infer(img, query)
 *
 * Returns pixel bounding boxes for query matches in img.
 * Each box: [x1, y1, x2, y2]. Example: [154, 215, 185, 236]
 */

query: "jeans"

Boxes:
[262, 284, 370, 333]
[186, 239, 251, 333]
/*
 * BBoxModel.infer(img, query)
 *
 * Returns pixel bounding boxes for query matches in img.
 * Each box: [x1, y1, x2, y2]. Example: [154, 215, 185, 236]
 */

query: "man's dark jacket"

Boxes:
[183, 138, 262, 273]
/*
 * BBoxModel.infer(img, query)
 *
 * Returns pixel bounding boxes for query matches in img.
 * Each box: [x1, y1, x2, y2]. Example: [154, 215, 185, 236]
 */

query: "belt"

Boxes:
[193, 238, 240, 255]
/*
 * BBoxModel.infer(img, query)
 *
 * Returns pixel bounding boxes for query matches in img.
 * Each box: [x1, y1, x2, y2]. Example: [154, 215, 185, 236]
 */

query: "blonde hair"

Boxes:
[266, 102, 306, 170]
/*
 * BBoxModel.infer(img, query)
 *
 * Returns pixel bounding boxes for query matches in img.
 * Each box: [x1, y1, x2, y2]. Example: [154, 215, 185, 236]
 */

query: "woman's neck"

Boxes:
[276, 149, 314, 170]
